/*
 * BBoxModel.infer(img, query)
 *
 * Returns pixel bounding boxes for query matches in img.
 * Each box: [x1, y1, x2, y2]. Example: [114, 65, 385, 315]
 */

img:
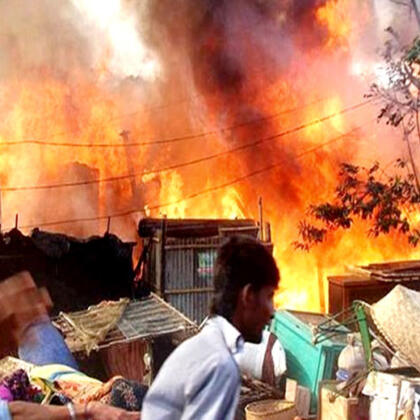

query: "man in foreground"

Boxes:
[142, 235, 280, 420]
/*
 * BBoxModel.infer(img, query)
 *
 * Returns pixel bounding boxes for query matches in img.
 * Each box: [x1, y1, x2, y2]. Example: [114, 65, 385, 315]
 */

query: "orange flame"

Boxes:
[0, 0, 418, 314]
[316, 0, 352, 49]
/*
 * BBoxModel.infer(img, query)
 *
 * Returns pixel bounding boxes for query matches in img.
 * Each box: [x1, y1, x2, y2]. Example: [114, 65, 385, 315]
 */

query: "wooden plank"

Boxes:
[362, 260, 420, 272]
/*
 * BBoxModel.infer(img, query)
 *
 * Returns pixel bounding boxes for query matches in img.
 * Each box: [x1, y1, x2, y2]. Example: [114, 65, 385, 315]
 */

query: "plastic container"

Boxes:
[245, 399, 297, 420]
[337, 334, 389, 382]
[271, 310, 348, 413]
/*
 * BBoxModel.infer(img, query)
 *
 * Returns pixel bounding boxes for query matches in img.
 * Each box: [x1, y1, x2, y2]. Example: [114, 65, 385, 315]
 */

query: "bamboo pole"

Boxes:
[258, 197, 264, 241]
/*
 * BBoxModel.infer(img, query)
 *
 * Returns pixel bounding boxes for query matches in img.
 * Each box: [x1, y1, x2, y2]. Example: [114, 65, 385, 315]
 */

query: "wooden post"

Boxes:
[265, 222, 272, 243]
[106, 217, 111, 234]
[160, 216, 167, 301]
[258, 197, 264, 241]
[317, 263, 326, 313]
[156, 230, 163, 296]
[15, 214, 18, 230]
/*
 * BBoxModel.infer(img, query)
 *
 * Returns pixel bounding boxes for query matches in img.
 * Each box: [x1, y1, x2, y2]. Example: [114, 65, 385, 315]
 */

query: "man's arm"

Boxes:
[181, 359, 240, 420]
[4, 401, 141, 420]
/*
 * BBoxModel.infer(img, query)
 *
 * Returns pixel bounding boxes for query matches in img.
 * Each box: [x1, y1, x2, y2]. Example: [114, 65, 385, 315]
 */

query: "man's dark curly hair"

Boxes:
[209, 235, 279, 320]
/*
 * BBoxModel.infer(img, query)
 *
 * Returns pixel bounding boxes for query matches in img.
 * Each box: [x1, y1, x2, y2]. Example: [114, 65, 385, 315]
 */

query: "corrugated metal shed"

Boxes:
[164, 236, 220, 323]
[138, 218, 272, 324]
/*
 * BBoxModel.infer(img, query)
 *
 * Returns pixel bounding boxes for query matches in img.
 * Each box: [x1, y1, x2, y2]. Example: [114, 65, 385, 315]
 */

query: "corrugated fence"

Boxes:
[164, 237, 220, 323]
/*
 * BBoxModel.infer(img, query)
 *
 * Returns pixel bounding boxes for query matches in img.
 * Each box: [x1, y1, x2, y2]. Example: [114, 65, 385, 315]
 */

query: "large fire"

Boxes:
[0, 0, 419, 312]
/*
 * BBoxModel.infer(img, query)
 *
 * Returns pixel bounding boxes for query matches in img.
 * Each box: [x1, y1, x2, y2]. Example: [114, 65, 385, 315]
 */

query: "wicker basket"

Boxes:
[245, 399, 297, 420]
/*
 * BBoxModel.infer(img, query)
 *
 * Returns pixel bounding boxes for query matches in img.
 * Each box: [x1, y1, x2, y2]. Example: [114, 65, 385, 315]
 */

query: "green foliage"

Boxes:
[406, 36, 420, 63]
[295, 161, 420, 250]
[295, 32, 420, 250]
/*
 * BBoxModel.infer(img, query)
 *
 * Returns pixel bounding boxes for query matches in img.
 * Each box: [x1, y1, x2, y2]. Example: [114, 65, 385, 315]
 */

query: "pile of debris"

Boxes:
[0, 228, 135, 314]
[350, 260, 420, 282]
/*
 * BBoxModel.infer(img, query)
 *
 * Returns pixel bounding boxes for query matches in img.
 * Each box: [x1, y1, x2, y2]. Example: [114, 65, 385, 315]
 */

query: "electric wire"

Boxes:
[1, 99, 373, 192]
[5, 119, 372, 230]
[0, 97, 332, 148]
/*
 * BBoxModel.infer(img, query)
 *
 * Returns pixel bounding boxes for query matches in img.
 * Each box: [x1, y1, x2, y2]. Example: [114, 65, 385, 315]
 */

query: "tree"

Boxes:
[296, 31, 420, 250]
[370, 29, 420, 187]
[294, 160, 420, 249]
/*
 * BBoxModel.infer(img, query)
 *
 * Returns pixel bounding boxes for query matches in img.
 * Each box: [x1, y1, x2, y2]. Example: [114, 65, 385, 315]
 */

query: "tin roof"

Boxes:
[54, 293, 198, 353]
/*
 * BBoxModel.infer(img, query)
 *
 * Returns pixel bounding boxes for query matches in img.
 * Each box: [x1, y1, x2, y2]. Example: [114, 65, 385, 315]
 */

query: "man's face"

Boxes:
[242, 284, 276, 344]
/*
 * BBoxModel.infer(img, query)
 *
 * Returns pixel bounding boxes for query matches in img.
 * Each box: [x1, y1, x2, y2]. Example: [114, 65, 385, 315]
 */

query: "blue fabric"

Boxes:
[45, 368, 86, 382]
[142, 316, 243, 420]
[18, 320, 78, 370]
[0, 401, 11, 420]
[336, 369, 351, 382]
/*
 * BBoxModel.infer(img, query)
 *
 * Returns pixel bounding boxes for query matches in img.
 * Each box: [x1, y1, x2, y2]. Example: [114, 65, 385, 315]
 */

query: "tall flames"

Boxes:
[0, 0, 419, 312]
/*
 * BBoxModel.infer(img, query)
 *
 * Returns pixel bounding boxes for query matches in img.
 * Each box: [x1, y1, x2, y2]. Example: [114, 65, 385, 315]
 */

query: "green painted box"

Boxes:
[271, 310, 348, 414]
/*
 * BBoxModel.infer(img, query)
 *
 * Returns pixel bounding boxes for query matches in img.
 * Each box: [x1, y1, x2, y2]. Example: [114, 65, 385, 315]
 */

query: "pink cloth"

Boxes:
[0, 385, 13, 402]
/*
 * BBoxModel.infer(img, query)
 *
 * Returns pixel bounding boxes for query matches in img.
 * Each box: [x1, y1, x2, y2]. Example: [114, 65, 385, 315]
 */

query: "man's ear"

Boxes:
[240, 283, 256, 308]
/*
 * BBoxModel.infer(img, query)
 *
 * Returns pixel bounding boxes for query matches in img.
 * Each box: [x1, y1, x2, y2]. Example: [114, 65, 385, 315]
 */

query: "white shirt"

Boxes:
[238, 330, 287, 380]
[142, 315, 244, 420]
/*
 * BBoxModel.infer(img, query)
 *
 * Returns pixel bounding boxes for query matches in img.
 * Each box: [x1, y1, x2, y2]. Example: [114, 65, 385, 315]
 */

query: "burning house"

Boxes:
[137, 217, 273, 323]
[2, 0, 420, 418]
[0, 0, 419, 334]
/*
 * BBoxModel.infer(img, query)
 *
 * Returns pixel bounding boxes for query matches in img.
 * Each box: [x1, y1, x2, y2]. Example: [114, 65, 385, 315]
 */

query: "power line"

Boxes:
[6, 120, 371, 230]
[0, 97, 331, 148]
[146, 121, 373, 211]
[1, 93, 198, 142]
[1, 99, 372, 192]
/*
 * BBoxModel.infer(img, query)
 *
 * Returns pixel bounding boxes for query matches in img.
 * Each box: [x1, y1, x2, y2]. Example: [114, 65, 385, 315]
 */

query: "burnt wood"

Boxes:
[0, 228, 135, 315]
[138, 218, 256, 238]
